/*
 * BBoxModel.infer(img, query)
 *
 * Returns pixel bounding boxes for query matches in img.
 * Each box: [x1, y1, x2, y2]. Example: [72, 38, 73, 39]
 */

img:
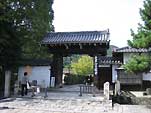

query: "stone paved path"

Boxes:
[0, 97, 112, 113]
[0, 85, 151, 113]
[0, 97, 151, 113]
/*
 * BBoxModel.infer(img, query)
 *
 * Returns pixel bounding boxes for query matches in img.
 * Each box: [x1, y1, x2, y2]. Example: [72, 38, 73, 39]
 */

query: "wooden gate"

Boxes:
[98, 65, 112, 89]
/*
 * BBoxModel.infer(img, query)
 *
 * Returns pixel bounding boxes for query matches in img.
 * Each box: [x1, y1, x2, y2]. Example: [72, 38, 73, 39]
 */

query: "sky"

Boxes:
[53, 0, 144, 47]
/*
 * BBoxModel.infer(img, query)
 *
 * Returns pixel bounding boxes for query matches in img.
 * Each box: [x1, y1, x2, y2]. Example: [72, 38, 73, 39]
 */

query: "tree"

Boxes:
[0, 0, 23, 97]
[0, 22, 21, 69]
[123, 55, 150, 73]
[0, 0, 54, 60]
[71, 55, 93, 75]
[125, 0, 151, 73]
[1, 0, 54, 67]
[0, 0, 54, 96]
[20, 0, 54, 59]
[0, 0, 22, 69]
[128, 0, 151, 48]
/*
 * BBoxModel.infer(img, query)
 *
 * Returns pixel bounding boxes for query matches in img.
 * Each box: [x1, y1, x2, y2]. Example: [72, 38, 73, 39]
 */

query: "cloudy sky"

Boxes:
[53, 0, 144, 47]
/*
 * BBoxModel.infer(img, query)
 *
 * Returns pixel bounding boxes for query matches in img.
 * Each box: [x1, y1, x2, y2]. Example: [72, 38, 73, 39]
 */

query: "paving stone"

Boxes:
[0, 85, 151, 113]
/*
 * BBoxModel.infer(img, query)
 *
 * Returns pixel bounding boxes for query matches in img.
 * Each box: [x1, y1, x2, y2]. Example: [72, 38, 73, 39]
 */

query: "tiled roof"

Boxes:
[41, 30, 110, 44]
[115, 46, 149, 53]
[98, 56, 122, 64]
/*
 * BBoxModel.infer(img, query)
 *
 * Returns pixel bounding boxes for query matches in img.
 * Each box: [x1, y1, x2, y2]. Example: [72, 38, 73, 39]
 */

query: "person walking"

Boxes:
[21, 72, 29, 96]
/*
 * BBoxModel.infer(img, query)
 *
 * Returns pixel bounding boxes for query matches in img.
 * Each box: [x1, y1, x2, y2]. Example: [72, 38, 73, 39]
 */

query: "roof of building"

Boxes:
[98, 56, 122, 65]
[115, 46, 149, 53]
[41, 30, 110, 44]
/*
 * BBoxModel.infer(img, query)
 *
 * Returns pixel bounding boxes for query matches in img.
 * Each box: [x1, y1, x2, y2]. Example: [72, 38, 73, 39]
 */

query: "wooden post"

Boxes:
[44, 87, 48, 98]
[79, 85, 82, 96]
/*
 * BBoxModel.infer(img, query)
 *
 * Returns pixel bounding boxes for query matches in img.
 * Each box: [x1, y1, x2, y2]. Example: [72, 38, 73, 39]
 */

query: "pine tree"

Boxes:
[125, 0, 151, 73]
[128, 0, 151, 48]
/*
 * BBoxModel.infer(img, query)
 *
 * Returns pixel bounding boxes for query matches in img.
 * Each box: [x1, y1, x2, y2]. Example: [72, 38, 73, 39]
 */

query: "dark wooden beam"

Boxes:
[48, 44, 108, 54]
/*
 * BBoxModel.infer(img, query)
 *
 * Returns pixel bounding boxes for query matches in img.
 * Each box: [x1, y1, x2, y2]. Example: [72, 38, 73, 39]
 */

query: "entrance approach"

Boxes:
[41, 30, 110, 87]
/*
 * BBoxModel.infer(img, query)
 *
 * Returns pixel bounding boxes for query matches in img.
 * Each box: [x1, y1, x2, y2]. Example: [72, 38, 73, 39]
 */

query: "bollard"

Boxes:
[92, 86, 95, 97]
[44, 87, 48, 98]
[79, 85, 82, 96]
[31, 86, 36, 97]
[112, 83, 115, 109]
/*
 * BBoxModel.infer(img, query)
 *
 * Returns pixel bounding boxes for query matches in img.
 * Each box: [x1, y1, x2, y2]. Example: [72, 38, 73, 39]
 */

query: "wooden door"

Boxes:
[97, 65, 112, 89]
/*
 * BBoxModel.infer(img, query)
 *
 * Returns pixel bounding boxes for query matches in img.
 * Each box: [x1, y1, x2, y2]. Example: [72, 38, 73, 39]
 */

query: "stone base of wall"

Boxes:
[120, 85, 143, 91]
[120, 81, 151, 91]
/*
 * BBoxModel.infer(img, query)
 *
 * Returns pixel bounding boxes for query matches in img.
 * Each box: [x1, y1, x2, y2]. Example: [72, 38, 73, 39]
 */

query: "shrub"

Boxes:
[64, 74, 85, 85]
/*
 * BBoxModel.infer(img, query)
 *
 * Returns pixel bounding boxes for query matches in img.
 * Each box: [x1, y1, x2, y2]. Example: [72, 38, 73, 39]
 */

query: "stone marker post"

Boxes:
[104, 82, 110, 100]
[115, 80, 120, 96]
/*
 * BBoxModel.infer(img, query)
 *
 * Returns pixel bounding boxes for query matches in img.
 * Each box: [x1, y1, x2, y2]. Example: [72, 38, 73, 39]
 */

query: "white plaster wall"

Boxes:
[18, 66, 51, 87]
[143, 72, 151, 81]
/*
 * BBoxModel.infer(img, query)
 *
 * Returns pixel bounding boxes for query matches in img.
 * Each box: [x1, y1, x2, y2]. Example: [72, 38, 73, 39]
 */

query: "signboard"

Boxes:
[50, 77, 55, 87]
[94, 56, 98, 75]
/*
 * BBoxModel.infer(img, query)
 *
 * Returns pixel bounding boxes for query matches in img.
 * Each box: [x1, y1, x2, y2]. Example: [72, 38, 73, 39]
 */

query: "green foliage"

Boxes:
[63, 55, 80, 69]
[126, 0, 151, 73]
[128, 29, 151, 48]
[0, 21, 21, 69]
[19, 0, 54, 59]
[140, 0, 151, 30]
[64, 74, 85, 85]
[128, 0, 151, 48]
[0, 0, 22, 68]
[71, 55, 93, 75]
[123, 55, 150, 74]
[0, 0, 54, 69]
[0, 0, 54, 95]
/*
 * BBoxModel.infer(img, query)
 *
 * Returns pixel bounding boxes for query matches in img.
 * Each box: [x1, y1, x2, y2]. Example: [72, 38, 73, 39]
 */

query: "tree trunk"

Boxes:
[4, 70, 11, 97]
[0, 66, 5, 98]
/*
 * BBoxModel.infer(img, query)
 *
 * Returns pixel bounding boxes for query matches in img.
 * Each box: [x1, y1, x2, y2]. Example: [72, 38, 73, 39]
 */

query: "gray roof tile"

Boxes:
[115, 46, 149, 53]
[41, 30, 110, 44]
